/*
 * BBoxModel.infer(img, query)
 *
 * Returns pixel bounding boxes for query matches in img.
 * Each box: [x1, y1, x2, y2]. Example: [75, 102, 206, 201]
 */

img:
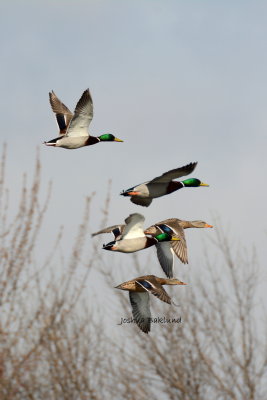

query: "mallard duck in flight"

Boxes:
[101, 214, 180, 277]
[44, 89, 123, 149]
[116, 275, 186, 333]
[144, 218, 213, 277]
[120, 162, 208, 206]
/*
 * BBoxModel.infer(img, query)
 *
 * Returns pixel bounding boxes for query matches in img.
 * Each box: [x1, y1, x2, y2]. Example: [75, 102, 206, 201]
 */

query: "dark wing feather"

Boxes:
[149, 162, 198, 184]
[130, 197, 153, 207]
[129, 292, 151, 334]
[49, 91, 73, 132]
[91, 224, 125, 239]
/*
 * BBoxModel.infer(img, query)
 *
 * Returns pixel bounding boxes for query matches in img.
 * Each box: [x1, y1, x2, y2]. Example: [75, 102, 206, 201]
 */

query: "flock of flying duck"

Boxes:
[44, 88, 212, 334]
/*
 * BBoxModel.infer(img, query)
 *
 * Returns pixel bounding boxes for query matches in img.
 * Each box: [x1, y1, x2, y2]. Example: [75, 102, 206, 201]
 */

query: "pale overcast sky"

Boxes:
[0, 1, 266, 308]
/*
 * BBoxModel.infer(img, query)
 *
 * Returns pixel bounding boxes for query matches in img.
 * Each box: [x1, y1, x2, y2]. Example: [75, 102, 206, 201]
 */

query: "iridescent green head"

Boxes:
[98, 133, 123, 142]
[155, 233, 180, 242]
[182, 178, 209, 187]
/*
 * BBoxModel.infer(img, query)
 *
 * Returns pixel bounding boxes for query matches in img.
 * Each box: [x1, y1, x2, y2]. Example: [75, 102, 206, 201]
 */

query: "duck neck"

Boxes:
[155, 277, 169, 285]
[166, 181, 184, 194]
[85, 136, 100, 146]
[179, 220, 192, 229]
[145, 237, 158, 248]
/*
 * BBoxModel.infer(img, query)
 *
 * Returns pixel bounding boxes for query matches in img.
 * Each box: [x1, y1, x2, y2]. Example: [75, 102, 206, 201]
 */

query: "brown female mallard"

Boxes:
[145, 218, 213, 270]
[116, 275, 186, 333]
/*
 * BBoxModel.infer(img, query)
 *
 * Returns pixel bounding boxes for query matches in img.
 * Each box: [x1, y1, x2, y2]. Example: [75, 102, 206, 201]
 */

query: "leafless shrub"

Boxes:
[0, 146, 117, 399]
[0, 144, 266, 399]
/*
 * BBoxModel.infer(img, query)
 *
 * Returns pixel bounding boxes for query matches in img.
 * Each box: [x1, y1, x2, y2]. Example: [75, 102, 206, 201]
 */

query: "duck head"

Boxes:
[115, 281, 136, 291]
[154, 233, 180, 242]
[164, 278, 187, 286]
[182, 178, 209, 187]
[98, 133, 123, 142]
[189, 220, 213, 228]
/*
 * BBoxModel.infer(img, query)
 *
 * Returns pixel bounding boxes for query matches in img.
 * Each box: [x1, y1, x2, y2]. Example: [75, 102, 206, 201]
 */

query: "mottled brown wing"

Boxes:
[171, 231, 188, 264]
[145, 218, 182, 235]
[153, 220, 188, 264]
[136, 280, 171, 304]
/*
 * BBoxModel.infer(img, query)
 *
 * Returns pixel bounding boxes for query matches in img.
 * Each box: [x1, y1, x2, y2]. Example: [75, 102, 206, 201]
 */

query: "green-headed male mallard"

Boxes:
[120, 162, 208, 207]
[144, 218, 213, 277]
[44, 89, 123, 149]
[116, 275, 186, 333]
[101, 214, 180, 276]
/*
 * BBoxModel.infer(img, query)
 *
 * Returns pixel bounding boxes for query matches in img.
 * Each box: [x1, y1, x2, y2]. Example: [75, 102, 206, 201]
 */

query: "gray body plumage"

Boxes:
[121, 162, 197, 207]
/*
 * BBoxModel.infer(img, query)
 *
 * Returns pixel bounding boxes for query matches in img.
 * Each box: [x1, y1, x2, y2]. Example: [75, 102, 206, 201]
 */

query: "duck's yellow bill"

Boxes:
[114, 137, 124, 142]
[200, 182, 209, 187]
[171, 237, 181, 241]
